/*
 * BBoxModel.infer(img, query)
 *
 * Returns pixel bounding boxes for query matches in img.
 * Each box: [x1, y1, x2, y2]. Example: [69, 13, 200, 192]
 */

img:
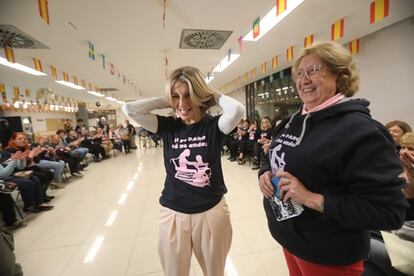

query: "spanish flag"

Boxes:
[0, 83, 4, 93]
[252, 68, 257, 79]
[276, 0, 287, 16]
[1, 84, 7, 103]
[349, 39, 360, 55]
[38, 0, 50, 24]
[261, 62, 267, 74]
[73, 76, 78, 85]
[370, 0, 389, 24]
[50, 65, 57, 79]
[272, 56, 278, 69]
[33, 58, 43, 72]
[304, 35, 314, 48]
[253, 17, 260, 39]
[13, 87, 20, 101]
[25, 89, 31, 97]
[4, 47, 15, 63]
[63, 72, 69, 82]
[286, 46, 293, 62]
[331, 18, 344, 41]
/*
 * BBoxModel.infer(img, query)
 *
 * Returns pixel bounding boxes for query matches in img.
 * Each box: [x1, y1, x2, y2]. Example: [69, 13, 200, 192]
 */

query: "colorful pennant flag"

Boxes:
[331, 18, 344, 41]
[88, 42, 95, 60]
[238, 36, 243, 52]
[272, 56, 278, 69]
[13, 87, 20, 101]
[101, 54, 105, 69]
[0, 83, 4, 93]
[227, 49, 232, 62]
[4, 47, 15, 63]
[123, 75, 126, 84]
[110, 63, 115, 75]
[244, 72, 248, 82]
[88, 82, 93, 91]
[73, 76, 78, 85]
[25, 89, 31, 97]
[348, 39, 360, 55]
[276, 0, 287, 16]
[261, 62, 267, 74]
[50, 65, 57, 79]
[304, 34, 314, 48]
[1, 86, 7, 103]
[253, 17, 260, 39]
[33, 58, 43, 72]
[63, 72, 69, 82]
[370, 0, 389, 24]
[252, 68, 257, 79]
[286, 46, 293, 61]
[81, 79, 86, 88]
[37, 0, 50, 24]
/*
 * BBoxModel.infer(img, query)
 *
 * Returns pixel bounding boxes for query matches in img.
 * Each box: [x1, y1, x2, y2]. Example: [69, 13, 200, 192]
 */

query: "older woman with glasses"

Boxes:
[258, 41, 407, 275]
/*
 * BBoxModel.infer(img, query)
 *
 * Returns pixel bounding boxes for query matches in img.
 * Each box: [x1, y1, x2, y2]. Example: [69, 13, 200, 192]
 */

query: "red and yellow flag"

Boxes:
[0, 83, 4, 93]
[261, 62, 267, 74]
[286, 46, 293, 61]
[331, 18, 344, 41]
[252, 68, 257, 79]
[304, 34, 314, 48]
[4, 47, 15, 63]
[370, 0, 389, 24]
[37, 0, 50, 24]
[349, 39, 360, 55]
[50, 65, 57, 79]
[13, 87, 20, 101]
[253, 17, 260, 39]
[272, 56, 278, 69]
[73, 76, 78, 85]
[1, 83, 7, 103]
[63, 72, 69, 82]
[276, 0, 287, 16]
[33, 58, 43, 72]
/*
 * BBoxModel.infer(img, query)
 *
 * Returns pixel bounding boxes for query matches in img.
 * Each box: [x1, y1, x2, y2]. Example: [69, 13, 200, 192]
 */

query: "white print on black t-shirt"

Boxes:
[171, 136, 207, 149]
[170, 149, 211, 187]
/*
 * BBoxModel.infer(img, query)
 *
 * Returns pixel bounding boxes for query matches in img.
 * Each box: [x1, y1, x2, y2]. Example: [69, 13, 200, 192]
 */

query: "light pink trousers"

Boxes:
[158, 197, 232, 276]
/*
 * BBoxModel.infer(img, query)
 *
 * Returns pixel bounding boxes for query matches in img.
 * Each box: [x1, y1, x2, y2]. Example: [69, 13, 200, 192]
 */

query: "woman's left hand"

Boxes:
[276, 171, 325, 212]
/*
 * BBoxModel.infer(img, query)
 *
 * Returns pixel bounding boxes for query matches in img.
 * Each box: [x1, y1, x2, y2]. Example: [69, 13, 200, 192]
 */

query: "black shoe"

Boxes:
[229, 157, 237, 162]
[34, 205, 54, 212]
[238, 159, 246, 165]
[252, 165, 260, 170]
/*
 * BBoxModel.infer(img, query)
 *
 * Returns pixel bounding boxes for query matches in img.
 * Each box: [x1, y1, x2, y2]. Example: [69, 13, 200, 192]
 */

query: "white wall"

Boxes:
[353, 17, 413, 127]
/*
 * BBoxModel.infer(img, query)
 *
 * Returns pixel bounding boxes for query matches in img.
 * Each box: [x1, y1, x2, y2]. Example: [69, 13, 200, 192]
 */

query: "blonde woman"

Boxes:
[123, 66, 244, 276]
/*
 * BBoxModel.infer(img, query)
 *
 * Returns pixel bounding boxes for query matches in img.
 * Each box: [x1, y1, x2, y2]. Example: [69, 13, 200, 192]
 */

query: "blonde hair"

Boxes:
[165, 66, 216, 113]
[400, 132, 414, 145]
[292, 41, 360, 97]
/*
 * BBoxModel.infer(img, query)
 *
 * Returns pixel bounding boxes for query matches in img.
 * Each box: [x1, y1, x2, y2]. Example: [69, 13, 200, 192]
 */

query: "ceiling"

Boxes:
[1, 0, 413, 106]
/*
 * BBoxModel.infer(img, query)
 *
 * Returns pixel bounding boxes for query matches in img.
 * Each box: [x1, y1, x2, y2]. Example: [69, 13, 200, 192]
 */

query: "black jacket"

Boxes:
[259, 99, 407, 265]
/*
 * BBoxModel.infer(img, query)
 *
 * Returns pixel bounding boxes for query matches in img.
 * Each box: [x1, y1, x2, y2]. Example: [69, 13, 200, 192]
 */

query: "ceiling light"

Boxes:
[87, 90, 105, 97]
[243, 0, 305, 42]
[213, 54, 240, 73]
[55, 80, 85, 90]
[0, 56, 47, 76]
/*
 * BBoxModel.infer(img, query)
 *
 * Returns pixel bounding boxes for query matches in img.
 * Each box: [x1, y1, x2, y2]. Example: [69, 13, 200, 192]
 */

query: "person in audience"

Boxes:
[63, 119, 73, 134]
[51, 134, 83, 176]
[92, 126, 112, 157]
[75, 118, 84, 134]
[252, 117, 273, 170]
[108, 124, 124, 152]
[98, 117, 110, 134]
[64, 130, 89, 161]
[31, 135, 65, 186]
[125, 120, 137, 149]
[364, 132, 414, 275]
[0, 150, 53, 213]
[236, 119, 249, 164]
[238, 120, 259, 165]
[0, 119, 12, 150]
[115, 124, 131, 153]
[5, 133, 54, 202]
[123, 66, 244, 276]
[79, 127, 107, 161]
[0, 226, 24, 276]
[258, 41, 407, 275]
[385, 120, 412, 151]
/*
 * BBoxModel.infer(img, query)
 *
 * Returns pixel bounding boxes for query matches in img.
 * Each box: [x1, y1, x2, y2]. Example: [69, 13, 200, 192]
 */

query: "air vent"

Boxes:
[0, 25, 49, 49]
[179, 29, 232, 49]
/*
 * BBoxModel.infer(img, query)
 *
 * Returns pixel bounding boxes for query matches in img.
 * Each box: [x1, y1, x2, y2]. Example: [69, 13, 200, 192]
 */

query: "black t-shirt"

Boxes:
[157, 114, 226, 213]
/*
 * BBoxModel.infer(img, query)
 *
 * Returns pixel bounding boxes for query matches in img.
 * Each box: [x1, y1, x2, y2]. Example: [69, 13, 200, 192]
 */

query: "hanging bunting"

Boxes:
[286, 46, 293, 61]
[37, 0, 50, 24]
[238, 36, 243, 53]
[261, 62, 267, 74]
[101, 54, 106, 69]
[63, 72, 69, 82]
[370, 0, 389, 24]
[253, 17, 260, 39]
[50, 65, 57, 79]
[162, 0, 167, 27]
[4, 47, 15, 63]
[227, 49, 232, 61]
[272, 56, 278, 69]
[73, 76, 78, 85]
[33, 58, 43, 72]
[348, 39, 360, 55]
[88, 82, 93, 91]
[0, 83, 7, 103]
[25, 89, 31, 97]
[13, 87, 20, 101]
[252, 68, 257, 79]
[331, 18, 344, 41]
[110, 63, 115, 75]
[80, 79, 86, 88]
[88, 42, 95, 60]
[304, 34, 314, 48]
[244, 72, 248, 82]
[276, 0, 287, 16]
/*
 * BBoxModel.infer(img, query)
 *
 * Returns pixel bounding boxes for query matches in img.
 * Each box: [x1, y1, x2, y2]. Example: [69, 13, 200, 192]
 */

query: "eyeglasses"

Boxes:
[295, 64, 323, 82]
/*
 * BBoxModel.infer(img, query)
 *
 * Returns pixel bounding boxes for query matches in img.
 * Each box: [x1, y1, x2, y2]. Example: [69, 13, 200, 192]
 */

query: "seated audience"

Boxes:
[385, 120, 412, 151]
[252, 117, 273, 170]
